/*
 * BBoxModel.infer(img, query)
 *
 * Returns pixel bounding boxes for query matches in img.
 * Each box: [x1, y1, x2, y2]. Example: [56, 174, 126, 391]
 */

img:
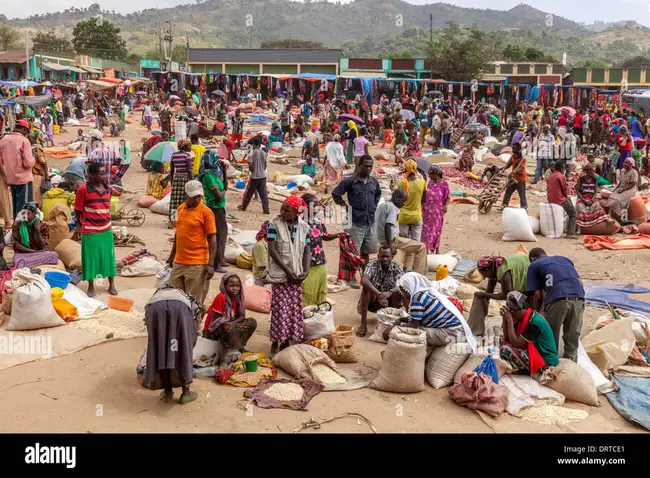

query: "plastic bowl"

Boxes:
[286, 181, 297, 189]
[235, 181, 246, 189]
[51, 287, 64, 302]
[44, 271, 71, 290]
[107, 296, 134, 312]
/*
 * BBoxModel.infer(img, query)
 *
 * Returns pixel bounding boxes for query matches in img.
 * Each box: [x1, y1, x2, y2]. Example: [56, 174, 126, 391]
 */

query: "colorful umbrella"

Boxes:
[401, 110, 416, 121]
[169, 95, 180, 101]
[339, 113, 364, 124]
[136, 91, 148, 96]
[183, 106, 199, 116]
[211, 90, 226, 97]
[143, 141, 177, 163]
[560, 106, 576, 116]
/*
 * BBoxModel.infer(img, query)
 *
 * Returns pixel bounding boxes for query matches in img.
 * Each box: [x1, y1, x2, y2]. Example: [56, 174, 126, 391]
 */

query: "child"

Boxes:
[252, 221, 269, 286]
[301, 154, 317, 180]
[203, 273, 257, 364]
[76, 129, 85, 143]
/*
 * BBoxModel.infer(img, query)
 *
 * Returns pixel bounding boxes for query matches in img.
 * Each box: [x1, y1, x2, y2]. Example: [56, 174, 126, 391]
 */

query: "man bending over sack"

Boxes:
[357, 244, 403, 337]
[526, 248, 585, 362]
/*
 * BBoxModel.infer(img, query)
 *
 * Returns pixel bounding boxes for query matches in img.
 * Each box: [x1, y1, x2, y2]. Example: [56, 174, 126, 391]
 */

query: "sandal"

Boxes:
[159, 390, 174, 403]
[180, 391, 198, 404]
[496, 206, 505, 213]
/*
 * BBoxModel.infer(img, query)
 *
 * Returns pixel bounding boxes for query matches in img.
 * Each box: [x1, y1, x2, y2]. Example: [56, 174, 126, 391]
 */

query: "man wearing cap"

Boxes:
[167, 180, 217, 324]
[0, 120, 35, 219]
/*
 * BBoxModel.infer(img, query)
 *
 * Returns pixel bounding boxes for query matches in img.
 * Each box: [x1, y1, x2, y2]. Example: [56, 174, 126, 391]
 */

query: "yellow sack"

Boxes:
[464, 171, 480, 180]
[273, 171, 288, 186]
[53, 298, 79, 322]
[236, 251, 253, 270]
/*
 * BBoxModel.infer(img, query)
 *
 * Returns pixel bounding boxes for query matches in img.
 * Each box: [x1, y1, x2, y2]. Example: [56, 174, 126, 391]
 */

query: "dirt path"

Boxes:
[0, 114, 647, 433]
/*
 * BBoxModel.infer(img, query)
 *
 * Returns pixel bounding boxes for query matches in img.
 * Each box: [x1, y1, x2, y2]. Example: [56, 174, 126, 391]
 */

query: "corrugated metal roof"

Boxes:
[42, 62, 86, 73]
[188, 48, 340, 64]
[0, 49, 33, 64]
[79, 65, 104, 75]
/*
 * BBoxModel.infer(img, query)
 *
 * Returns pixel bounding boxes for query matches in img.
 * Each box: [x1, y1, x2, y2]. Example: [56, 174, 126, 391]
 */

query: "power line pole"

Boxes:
[429, 13, 434, 79]
[157, 22, 163, 65]
[25, 31, 30, 79]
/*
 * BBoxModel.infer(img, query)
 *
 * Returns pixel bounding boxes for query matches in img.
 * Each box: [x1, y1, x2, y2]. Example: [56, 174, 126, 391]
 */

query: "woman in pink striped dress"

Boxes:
[421, 165, 450, 254]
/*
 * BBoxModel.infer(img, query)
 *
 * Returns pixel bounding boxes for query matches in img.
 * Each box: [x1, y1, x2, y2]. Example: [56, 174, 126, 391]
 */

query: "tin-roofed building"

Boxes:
[187, 48, 341, 75]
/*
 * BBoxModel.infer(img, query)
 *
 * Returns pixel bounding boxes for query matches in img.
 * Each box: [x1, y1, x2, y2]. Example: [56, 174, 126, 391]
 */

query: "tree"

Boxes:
[388, 50, 413, 59]
[32, 31, 74, 55]
[583, 60, 609, 68]
[524, 47, 546, 62]
[171, 44, 186, 63]
[502, 44, 527, 61]
[260, 39, 325, 49]
[427, 22, 491, 81]
[620, 56, 650, 69]
[72, 18, 127, 60]
[0, 26, 20, 51]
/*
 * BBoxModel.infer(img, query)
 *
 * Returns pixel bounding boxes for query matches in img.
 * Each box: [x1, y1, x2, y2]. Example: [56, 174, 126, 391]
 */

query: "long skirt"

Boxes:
[144, 300, 195, 390]
[500, 343, 530, 372]
[144, 115, 153, 130]
[13, 251, 59, 269]
[302, 264, 327, 307]
[345, 139, 355, 165]
[421, 207, 445, 253]
[324, 161, 340, 188]
[169, 174, 190, 222]
[81, 230, 117, 281]
[617, 149, 631, 169]
[270, 283, 304, 343]
[203, 318, 257, 350]
[576, 196, 609, 228]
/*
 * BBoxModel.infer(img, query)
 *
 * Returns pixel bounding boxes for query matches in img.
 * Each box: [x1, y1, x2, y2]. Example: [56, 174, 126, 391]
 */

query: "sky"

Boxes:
[4, 0, 649, 27]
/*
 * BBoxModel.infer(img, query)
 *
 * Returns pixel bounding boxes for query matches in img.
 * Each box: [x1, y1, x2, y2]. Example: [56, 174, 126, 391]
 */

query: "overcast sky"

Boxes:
[5, 0, 649, 26]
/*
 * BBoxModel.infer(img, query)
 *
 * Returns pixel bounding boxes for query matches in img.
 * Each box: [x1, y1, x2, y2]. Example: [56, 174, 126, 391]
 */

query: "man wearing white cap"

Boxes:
[167, 180, 217, 328]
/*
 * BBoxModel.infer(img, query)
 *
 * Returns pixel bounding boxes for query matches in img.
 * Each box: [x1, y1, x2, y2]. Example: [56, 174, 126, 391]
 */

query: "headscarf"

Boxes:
[177, 138, 191, 151]
[333, 134, 341, 141]
[402, 159, 418, 192]
[429, 164, 443, 177]
[624, 157, 635, 167]
[256, 220, 270, 242]
[506, 291, 529, 311]
[305, 140, 313, 147]
[477, 255, 505, 271]
[19, 203, 39, 248]
[347, 120, 359, 137]
[396, 272, 433, 298]
[285, 196, 307, 213]
[208, 272, 245, 332]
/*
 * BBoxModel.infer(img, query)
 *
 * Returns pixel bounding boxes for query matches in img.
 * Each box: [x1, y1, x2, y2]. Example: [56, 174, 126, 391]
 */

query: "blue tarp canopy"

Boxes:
[0, 80, 41, 88]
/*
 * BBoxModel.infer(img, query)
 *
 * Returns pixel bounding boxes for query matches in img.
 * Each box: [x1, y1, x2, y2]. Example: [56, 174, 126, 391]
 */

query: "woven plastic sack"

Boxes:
[370, 307, 408, 343]
[371, 327, 427, 393]
[425, 346, 470, 389]
[6, 270, 66, 331]
[539, 202, 566, 239]
[327, 325, 358, 363]
[501, 207, 537, 242]
[303, 302, 335, 341]
[536, 358, 599, 406]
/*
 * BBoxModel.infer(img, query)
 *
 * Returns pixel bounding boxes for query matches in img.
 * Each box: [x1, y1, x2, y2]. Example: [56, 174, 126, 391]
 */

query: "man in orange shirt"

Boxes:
[498, 142, 528, 211]
[167, 180, 217, 328]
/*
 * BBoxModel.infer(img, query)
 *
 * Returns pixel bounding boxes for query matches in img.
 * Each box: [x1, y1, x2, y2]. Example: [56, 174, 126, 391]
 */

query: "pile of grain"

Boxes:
[518, 405, 589, 426]
[311, 363, 346, 385]
[263, 383, 304, 401]
[231, 368, 274, 386]
[70, 307, 146, 339]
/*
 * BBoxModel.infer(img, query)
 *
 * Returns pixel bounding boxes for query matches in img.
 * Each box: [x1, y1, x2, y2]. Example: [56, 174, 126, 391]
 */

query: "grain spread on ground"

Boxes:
[311, 363, 346, 385]
[69, 308, 147, 339]
[231, 368, 274, 386]
[263, 382, 304, 401]
[518, 405, 589, 426]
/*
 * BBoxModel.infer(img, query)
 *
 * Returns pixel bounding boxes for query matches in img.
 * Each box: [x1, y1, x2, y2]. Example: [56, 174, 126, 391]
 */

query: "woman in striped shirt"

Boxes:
[74, 162, 117, 297]
[386, 272, 476, 353]
[168, 139, 194, 227]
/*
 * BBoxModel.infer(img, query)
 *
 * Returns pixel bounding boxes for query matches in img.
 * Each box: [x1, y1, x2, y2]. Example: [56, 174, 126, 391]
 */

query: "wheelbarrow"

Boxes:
[111, 196, 146, 227]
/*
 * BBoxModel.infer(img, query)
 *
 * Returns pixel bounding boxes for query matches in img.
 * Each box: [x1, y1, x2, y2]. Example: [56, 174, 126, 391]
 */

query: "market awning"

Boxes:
[41, 62, 86, 74]
[86, 79, 120, 90]
[14, 93, 54, 109]
[79, 65, 103, 75]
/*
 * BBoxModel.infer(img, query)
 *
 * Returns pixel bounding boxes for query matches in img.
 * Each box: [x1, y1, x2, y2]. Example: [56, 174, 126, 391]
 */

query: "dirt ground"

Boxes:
[0, 114, 648, 433]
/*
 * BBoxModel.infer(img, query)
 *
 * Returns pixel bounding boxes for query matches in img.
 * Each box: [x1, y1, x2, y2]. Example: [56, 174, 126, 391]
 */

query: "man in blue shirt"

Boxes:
[526, 247, 585, 362]
[302, 101, 313, 124]
[332, 154, 381, 268]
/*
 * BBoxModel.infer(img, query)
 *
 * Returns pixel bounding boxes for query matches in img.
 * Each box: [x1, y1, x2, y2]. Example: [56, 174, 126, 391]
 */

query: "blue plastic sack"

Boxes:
[473, 354, 499, 384]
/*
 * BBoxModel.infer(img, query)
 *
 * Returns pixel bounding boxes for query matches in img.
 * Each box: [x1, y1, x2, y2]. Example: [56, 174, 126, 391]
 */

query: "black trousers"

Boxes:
[210, 206, 228, 267]
[241, 178, 269, 214]
[502, 181, 528, 209]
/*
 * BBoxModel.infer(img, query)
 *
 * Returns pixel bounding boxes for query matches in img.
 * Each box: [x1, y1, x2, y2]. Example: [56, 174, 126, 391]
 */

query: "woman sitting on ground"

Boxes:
[499, 291, 559, 374]
[601, 157, 639, 221]
[384, 272, 476, 352]
[469, 254, 530, 336]
[203, 272, 257, 366]
[11, 203, 59, 268]
[146, 160, 169, 200]
[576, 163, 616, 233]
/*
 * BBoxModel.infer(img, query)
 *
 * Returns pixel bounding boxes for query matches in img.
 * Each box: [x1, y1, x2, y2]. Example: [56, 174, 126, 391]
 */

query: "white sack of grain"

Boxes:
[371, 327, 427, 393]
[536, 358, 600, 406]
[302, 304, 335, 341]
[149, 195, 171, 215]
[192, 337, 220, 362]
[273, 344, 337, 380]
[6, 270, 65, 331]
[576, 342, 616, 394]
[370, 307, 408, 343]
[500, 373, 565, 416]
[425, 346, 470, 389]
[62, 283, 107, 318]
[455, 284, 480, 300]
[502, 207, 537, 242]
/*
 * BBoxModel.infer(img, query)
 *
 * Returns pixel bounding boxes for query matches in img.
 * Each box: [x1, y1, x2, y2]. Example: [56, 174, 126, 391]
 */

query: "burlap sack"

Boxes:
[371, 327, 427, 393]
[327, 325, 358, 363]
[47, 204, 72, 250]
[273, 344, 337, 380]
[536, 358, 600, 406]
[55, 239, 82, 269]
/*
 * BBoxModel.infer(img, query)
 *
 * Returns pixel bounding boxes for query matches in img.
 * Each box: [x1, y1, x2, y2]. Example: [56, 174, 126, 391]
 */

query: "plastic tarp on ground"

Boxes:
[583, 280, 650, 315]
[584, 234, 650, 251]
[606, 374, 650, 431]
[14, 93, 55, 110]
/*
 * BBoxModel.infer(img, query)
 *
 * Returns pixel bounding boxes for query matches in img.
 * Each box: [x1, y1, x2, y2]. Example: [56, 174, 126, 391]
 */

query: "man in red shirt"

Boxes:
[616, 125, 633, 170]
[546, 162, 577, 238]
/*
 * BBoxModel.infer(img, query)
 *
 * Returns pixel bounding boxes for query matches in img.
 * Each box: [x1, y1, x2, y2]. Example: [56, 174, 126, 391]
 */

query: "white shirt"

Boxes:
[325, 141, 346, 169]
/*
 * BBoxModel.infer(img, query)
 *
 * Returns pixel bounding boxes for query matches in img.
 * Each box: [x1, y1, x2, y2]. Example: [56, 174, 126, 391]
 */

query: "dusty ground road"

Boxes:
[0, 115, 647, 433]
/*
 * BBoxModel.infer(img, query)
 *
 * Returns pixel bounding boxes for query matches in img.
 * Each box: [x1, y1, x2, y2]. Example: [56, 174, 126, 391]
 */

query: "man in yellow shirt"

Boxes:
[190, 134, 206, 176]
[397, 159, 426, 270]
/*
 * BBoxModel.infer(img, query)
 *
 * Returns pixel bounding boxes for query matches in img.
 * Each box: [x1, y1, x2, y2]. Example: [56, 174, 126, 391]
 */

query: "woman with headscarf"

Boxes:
[345, 120, 359, 166]
[458, 143, 475, 172]
[144, 284, 203, 404]
[11, 202, 59, 268]
[301, 194, 338, 307]
[252, 220, 270, 285]
[576, 163, 615, 231]
[420, 165, 449, 254]
[168, 139, 194, 227]
[146, 159, 168, 200]
[353, 127, 371, 168]
[203, 272, 257, 363]
[468, 254, 530, 336]
[615, 125, 633, 171]
[405, 130, 421, 157]
[397, 159, 426, 265]
[267, 196, 312, 356]
[323, 134, 347, 194]
[499, 291, 559, 374]
[199, 149, 228, 273]
[385, 272, 476, 351]
[601, 157, 639, 219]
